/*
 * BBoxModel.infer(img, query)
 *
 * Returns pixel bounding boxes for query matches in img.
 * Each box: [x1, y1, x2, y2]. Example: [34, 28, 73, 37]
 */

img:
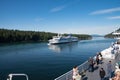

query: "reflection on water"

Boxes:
[0, 37, 116, 80]
[48, 42, 78, 53]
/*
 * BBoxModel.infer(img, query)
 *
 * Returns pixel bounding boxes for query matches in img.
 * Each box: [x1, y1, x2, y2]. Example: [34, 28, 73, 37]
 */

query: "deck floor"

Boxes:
[83, 53, 120, 80]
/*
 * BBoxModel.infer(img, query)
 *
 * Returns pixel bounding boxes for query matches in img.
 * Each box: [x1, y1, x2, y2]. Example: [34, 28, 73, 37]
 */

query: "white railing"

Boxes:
[7, 73, 29, 80]
[54, 61, 89, 80]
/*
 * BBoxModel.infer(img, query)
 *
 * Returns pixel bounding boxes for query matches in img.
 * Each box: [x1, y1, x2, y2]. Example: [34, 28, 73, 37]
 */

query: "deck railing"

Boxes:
[54, 61, 89, 80]
[113, 47, 120, 59]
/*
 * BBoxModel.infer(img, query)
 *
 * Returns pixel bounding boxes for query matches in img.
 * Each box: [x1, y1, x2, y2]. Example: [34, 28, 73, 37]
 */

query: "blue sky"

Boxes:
[0, 0, 120, 35]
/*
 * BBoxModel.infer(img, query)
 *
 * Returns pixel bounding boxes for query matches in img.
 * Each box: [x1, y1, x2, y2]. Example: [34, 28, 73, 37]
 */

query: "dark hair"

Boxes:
[73, 65, 77, 68]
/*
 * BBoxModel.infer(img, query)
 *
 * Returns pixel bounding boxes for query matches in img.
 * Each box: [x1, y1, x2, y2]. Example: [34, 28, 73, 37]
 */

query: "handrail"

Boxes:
[54, 61, 89, 80]
[7, 73, 29, 80]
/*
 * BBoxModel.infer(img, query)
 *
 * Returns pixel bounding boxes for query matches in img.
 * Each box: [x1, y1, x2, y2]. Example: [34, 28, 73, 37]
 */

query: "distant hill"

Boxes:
[115, 28, 120, 32]
[104, 28, 120, 38]
[91, 34, 104, 37]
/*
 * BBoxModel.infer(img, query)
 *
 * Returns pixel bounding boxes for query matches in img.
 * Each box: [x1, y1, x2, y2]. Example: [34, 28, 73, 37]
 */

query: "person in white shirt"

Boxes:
[72, 66, 82, 80]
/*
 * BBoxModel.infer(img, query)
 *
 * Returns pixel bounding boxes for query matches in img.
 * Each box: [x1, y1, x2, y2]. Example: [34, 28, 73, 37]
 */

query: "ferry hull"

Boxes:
[49, 40, 78, 45]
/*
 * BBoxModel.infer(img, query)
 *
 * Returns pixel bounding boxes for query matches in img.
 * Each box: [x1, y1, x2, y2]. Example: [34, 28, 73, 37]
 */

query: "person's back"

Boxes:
[88, 57, 93, 65]
[72, 66, 82, 80]
[99, 68, 106, 80]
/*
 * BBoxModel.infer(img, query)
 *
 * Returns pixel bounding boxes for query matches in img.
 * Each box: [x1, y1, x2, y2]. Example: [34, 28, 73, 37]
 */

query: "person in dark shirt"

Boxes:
[99, 68, 106, 80]
[88, 57, 94, 72]
[96, 54, 99, 65]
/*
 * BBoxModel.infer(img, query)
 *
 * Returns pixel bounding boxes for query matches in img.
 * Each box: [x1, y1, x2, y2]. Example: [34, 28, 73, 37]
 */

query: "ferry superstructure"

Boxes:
[48, 34, 78, 44]
[112, 31, 120, 39]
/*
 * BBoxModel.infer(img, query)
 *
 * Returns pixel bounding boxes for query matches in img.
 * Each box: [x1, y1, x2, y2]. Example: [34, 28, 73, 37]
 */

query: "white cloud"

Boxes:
[90, 7, 120, 15]
[50, 5, 66, 12]
[50, 0, 80, 13]
[107, 16, 120, 20]
[35, 18, 44, 22]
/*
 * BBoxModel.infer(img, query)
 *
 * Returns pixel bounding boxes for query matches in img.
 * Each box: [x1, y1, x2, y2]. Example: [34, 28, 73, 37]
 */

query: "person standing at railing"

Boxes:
[99, 53, 103, 64]
[99, 52, 103, 58]
[96, 54, 99, 65]
[88, 57, 94, 72]
[72, 66, 82, 80]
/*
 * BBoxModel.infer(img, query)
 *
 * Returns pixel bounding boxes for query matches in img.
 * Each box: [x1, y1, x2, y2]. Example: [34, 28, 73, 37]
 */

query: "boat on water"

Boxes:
[48, 34, 78, 45]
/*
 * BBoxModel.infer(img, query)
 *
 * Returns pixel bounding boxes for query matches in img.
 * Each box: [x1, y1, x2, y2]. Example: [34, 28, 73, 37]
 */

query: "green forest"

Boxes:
[0, 29, 92, 43]
[104, 33, 114, 38]
[104, 28, 120, 38]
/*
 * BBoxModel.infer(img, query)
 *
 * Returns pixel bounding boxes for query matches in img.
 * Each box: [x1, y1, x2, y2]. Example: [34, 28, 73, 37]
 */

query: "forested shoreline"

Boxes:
[0, 29, 92, 43]
[104, 28, 120, 38]
[104, 33, 114, 38]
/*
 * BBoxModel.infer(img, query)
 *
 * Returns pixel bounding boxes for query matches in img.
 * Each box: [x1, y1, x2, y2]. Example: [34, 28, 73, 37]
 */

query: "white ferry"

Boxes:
[48, 34, 78, 44]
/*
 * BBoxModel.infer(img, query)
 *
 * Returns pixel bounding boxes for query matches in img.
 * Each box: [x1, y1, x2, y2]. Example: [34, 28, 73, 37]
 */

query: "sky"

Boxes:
[0, 0, 120, 35]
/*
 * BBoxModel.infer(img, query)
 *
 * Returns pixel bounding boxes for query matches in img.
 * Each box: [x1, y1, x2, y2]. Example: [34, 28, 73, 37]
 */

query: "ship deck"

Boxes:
[83, 53, 120, 80]
[54, 52, 120, 80]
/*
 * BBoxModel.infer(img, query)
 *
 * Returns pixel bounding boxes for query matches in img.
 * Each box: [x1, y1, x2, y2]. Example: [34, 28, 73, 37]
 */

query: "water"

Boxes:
[0, 37, 116, 80]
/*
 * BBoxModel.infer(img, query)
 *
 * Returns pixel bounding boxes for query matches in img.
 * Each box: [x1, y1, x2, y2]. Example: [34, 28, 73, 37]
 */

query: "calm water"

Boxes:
[0, 37, 116, 80]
